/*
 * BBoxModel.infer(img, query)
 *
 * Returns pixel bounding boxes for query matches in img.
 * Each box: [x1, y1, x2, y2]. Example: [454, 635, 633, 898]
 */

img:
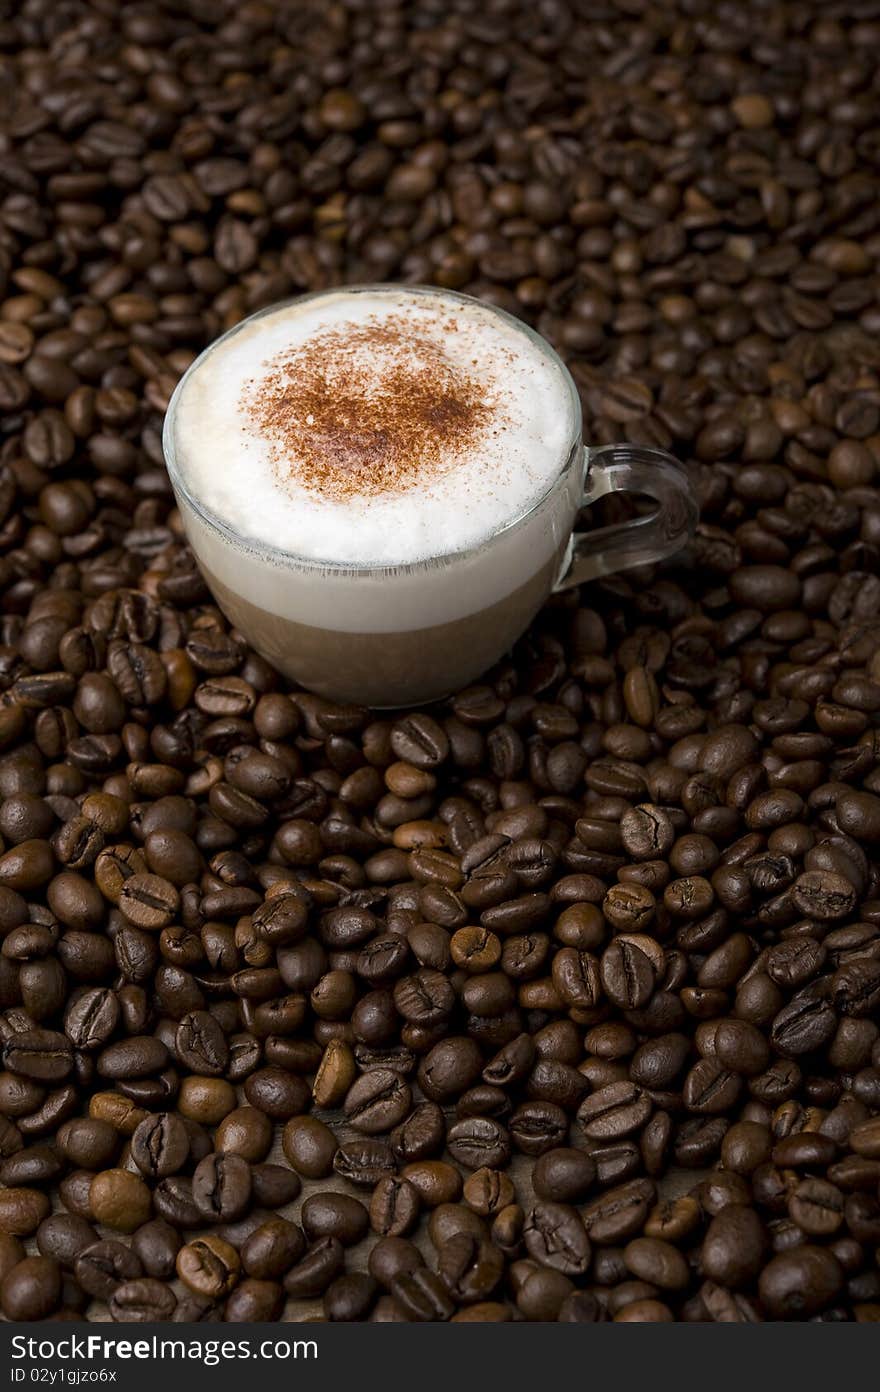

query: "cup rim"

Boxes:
[162, 282, 584, 578]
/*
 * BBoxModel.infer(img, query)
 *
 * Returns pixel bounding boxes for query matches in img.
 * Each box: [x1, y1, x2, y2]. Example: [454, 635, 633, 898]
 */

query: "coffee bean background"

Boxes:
[2, 0, 880, 1324]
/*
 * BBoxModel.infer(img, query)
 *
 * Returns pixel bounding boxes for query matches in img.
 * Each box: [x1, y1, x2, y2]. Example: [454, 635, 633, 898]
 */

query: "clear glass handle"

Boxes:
[555, 443, 698, 589]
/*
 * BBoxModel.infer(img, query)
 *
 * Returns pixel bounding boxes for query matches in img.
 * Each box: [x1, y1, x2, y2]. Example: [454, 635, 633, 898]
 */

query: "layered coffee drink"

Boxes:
[164, 286, 582, 705]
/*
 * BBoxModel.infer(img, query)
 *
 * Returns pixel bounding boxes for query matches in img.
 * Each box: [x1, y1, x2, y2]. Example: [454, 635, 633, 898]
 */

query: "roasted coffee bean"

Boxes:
[250, 1163, 301, 1209]
[302, 1192, 369, 1246]
[2, 0, 880, 1326]
[283, 1237, 345, 1299]
[701, 1206, 766, 1288]
[517, 1266, 575, 1320]
[313, 1039, 357, 1108]
[600, 940, 656, 1009]
[109, 1278, 176, 1322]
[175, 1011, 229, 1075]
[131, 1220, 181, 1280]
[624, 1237, 689, 1291]
[36, 1214, 97, 1269]
[75, 1241, 143, 1301]
[771, 998, 838, 1056]
[333, 1139, 397, 1188]
[242, 1219, 305, 1281]
[510, 1101, 568, 1155]
[344, 1069, 411, 1134]
[788, 1179, 844, 1237]
[533, 1148, 596, 1203]
[391, 1101, 446, 1163]
[63, 988, 119, 1052]
[368, 1236, 425, 1291]
[401, 1161, 463, 1207]
[558, 1290, 606, 1323]
[463, 1168, 516, 1218]
[176, 1237, 239, 1304]
[524, 1202, 590, 1275]
[1, 1255, 61, 1322]
[578, 1082, 652, 1140]
[447, 1118, 511, 1170]
[4, 1029, 73, 1082]
[283, 1116, 337, 1179]
[391, 1268, 455, 1322]
[370, 1177, 420, 1237]
[192, 1153, 252, 1224]
[758, 1247, 844, 1319]
[582, 1180, 656, 1245]
[324, 1272, 378, 1322]
[118, 874, 179, 930]
[0, 1144, 63, 1188]
[418, 1037, 482, 1101]
[438, 1233, 504, 1303]
[130, 1112, 189, 1180]
[0, 1189, 50, 1237]
[89, 1170, 152, 1234]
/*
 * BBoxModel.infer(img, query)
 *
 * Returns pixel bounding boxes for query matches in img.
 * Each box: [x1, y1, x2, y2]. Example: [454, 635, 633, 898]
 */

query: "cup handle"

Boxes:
[554, 443, 698, 590]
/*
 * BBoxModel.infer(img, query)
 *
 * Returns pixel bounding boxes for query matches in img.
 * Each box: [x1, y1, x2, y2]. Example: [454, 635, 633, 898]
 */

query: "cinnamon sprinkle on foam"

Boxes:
[242, 315, 501, 501]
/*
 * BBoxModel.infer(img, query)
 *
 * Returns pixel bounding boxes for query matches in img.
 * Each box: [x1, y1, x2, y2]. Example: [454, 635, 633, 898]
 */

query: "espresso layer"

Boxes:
[199, 558, 560, 706]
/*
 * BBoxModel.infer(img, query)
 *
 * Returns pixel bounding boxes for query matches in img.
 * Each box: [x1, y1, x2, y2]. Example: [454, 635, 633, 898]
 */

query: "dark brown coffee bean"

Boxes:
[438, 1232, 504, 1302]
[283, 1237, 345, 1299]
[36, 1214, 97, 1269]
[177, 1235, 240, 1299]
[175, 1010, 229, 1075]
[250, 1163, 301, 1209]
[577, 1082, 652, 1140]
[600, 940, 656, 1008]
[123, 1108, 181, 1177]
[4, 1029, 73, 1082]
[533, 1148, 596, 1203]
[283, 1116, 337, 1178]
[771, 998, 838, 1056]
[192, 1153, 252, 1223]
[109, 1277, 177, 1322]
[391, 1267, 455, 1321]
[242, 1218, 305, 1280]
[524, 1201, 590, 1275]
[75, 1241, 143, 1300]
[131, 1219, 181, 1280]
[391, 1102, 446, 1163]
[0, 1188, 50, 1237]
[324, 1272, 378, 1322]
[582, 1179, 656, 1245]
[445, 1116, 509, 1170]
[510, 1101, 568, 1155]
[118, 873, 179, 929]
[701, 1205, 766, 1288]
[1, 1255, 62, 1321]
[391, 716, 449, 770]
[370, 1176, 420, 1237]
[333, 1138, 397, 1188]
[344, 1069, 412, 1134]
[758, 1246, 843, 1319]
[302, 1192, 369, 1246]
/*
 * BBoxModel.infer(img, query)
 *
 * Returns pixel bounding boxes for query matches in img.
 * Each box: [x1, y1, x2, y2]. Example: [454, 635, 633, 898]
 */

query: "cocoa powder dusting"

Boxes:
[242, 316, 501, 501]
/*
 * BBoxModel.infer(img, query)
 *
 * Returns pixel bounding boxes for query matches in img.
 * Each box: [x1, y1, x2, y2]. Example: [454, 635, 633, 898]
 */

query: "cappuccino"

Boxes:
[165, 286, 584, 703]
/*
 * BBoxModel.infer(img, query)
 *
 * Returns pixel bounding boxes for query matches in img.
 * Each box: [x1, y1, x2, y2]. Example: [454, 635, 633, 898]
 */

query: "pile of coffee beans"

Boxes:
[2, 0, 880, 1323]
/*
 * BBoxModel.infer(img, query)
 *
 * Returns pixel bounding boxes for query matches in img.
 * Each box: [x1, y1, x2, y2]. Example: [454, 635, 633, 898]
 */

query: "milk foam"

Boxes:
[169, 288, 575, 567]
[165, 287, 582, 634]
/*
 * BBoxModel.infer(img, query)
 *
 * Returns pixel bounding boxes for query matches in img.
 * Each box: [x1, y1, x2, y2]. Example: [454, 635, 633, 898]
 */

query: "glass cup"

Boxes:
[163, 285, 698, 707]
